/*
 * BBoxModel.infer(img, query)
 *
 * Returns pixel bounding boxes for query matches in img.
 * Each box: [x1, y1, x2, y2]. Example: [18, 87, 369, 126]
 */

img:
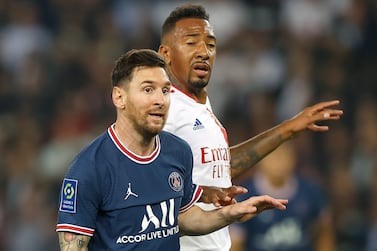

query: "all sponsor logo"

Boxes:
[116, 199, 178, 244]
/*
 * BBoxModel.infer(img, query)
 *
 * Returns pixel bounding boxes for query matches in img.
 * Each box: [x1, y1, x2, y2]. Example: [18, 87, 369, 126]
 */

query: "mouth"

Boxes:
[149, 112, 165, 121]
[192, 62, 210, 77]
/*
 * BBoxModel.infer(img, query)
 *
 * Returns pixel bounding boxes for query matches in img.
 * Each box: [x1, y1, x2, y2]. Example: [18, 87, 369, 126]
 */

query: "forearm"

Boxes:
[58, 232, 90, 251]
[230, 100, 343, 178]
[179, 196, 288, 236]
[178, 205, 234, 236]
[230, 120, 294, 178]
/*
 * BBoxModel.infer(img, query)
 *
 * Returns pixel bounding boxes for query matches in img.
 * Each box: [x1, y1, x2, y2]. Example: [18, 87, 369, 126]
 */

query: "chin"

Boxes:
[146, 125, 164, 135]
[190, 79, 208, 88]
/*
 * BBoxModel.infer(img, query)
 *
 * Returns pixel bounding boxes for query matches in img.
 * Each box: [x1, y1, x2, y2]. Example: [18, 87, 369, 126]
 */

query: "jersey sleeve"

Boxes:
[56, 156, 102, 236]
[178, 141, 203, 212]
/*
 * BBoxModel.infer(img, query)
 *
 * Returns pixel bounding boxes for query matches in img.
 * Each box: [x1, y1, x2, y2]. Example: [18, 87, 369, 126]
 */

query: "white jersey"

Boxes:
[164, 85, 232, 251]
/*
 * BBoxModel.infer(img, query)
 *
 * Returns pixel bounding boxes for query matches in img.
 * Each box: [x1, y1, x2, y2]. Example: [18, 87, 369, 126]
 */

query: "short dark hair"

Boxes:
[161, 4, 209, 40]
[111, 49, 166, 87]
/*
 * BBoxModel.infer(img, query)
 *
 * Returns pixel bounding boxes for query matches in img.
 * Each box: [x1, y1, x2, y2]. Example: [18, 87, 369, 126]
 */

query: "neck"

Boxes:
[170, 75, 208, 104]
[113, 121, 156, 156]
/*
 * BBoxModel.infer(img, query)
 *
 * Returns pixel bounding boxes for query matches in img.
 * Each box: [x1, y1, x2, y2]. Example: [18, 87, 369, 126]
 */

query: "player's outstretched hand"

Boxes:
[286, 100, 343, 134]
[199, 185, 248, 207]
[228, 195, 288, 223]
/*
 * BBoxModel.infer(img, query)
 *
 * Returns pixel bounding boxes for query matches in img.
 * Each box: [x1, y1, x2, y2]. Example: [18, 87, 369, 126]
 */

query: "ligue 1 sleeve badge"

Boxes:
[59, 178, 78, 213]
[168, 172, 183, 192]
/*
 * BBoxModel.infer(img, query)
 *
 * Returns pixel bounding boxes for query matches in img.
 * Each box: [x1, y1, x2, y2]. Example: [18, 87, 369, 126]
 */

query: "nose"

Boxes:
[196, 42, 210, 59]
[153, 89, 168, 108]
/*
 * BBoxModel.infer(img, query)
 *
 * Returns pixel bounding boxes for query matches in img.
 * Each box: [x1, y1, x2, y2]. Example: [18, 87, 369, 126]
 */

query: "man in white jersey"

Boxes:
[159, 4, 343, 251]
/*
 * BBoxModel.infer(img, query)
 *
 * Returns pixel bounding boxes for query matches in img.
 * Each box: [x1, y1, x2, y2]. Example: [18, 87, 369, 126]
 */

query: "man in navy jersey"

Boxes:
[56, 49, 288, 251]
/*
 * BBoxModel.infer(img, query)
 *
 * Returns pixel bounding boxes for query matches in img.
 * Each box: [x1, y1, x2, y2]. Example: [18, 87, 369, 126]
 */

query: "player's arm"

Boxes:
[178, 195, 288, 236]
[230, 100, 343, 178]
[58, 232, 91, 251]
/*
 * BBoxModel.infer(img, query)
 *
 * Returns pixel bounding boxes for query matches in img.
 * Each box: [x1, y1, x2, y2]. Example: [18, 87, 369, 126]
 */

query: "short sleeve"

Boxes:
[56, 157, 102, 236]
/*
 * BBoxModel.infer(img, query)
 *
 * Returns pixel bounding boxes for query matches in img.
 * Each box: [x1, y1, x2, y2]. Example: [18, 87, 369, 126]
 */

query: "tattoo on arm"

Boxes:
[230, 133, 283, 178]
[58, 232, 90, 251]
[230, 149, 259, 172]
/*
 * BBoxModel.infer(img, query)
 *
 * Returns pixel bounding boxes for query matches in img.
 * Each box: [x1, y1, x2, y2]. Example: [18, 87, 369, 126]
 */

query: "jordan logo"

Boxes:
[124, 183, 138, 200]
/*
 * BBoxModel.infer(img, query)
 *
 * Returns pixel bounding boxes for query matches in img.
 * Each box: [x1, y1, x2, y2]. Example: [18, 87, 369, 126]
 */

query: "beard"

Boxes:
[139, 116, 166, 137]
[126, 106, 166, 140]
[188, 78, 208, 89]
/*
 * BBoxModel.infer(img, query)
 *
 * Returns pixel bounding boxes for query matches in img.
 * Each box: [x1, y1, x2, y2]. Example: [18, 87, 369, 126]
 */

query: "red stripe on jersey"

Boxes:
[179, 185, 203, 212]
[206, 108, 229, 144]
[56, 224, 94, 236]
[108, 124, 160, 163]
[171, 85, 199, 103]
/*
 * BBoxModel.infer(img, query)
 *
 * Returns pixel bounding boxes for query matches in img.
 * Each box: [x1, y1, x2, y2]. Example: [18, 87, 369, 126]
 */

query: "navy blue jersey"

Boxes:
[56, 124, 202, 250]
[235, 176, 327, 251]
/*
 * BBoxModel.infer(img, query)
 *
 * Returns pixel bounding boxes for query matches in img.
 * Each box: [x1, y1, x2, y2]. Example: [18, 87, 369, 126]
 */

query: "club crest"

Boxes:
[168, 172, 183, 192]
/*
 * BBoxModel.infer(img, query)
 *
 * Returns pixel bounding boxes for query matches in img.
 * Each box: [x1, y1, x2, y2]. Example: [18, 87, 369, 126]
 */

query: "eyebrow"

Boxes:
[184, 33, 216, 40]
[141, 80, 171, 86]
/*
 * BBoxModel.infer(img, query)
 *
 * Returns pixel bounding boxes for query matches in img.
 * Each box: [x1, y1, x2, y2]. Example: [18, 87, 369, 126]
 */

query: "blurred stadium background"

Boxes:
[0, 0, 376, 250]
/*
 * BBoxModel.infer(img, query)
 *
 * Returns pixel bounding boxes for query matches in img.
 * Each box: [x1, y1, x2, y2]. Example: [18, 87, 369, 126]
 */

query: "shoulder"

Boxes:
[68, 130, 114, 174]
[159, 131, 192, 158]
[77, 131, 110, 158]
[159, 131, 190, 148]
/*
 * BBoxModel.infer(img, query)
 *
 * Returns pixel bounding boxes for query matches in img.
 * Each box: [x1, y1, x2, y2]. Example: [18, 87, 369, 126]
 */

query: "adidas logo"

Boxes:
[193, 118, 205, 130]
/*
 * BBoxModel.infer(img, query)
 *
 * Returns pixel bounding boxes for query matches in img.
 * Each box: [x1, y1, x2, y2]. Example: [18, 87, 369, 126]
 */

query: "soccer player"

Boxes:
[159, 4, 343, 251]
[230, 142, 336, 251]
[56, 49, 288, 251]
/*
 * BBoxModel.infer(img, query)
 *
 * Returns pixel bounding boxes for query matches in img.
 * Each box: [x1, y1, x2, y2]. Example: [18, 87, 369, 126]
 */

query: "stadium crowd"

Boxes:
[0, 0, 376, 250]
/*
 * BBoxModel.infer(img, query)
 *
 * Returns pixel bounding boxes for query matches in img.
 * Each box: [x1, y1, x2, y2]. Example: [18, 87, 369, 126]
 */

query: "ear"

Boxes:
[158, 45, 171, 65]
[112, 86, 126, 110]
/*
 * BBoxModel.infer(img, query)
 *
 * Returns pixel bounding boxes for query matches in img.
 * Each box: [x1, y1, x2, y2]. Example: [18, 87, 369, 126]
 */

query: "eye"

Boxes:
[162, 87, 170, 95]
[186, 39, 197, 45]
[144, 87, 153, 93]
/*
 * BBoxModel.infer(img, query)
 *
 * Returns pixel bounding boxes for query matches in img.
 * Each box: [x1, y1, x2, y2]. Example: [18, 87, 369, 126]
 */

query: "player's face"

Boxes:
[163, 18, 216, 92]
[124, 67, 171, 136]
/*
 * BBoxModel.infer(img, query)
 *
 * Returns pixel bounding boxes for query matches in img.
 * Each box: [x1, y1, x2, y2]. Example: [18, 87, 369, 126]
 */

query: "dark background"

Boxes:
[0, 0, 376, 250]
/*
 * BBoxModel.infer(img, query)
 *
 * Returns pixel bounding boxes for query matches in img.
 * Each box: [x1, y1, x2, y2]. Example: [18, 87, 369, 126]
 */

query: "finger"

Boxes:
[217, 195, 234, 206]
[219, 198, 237, 206]
[222, 195, 232, 202]
[278, 199, 289, 205]
[228, 185, 248, 196]
[311, 100, 340, 111]
[265, 199, 288, 210]
[256, 196, 288, 210]
[308, 124, 329, 132]
[275, 199, 288, 210]
[213, 202, 221, 207]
